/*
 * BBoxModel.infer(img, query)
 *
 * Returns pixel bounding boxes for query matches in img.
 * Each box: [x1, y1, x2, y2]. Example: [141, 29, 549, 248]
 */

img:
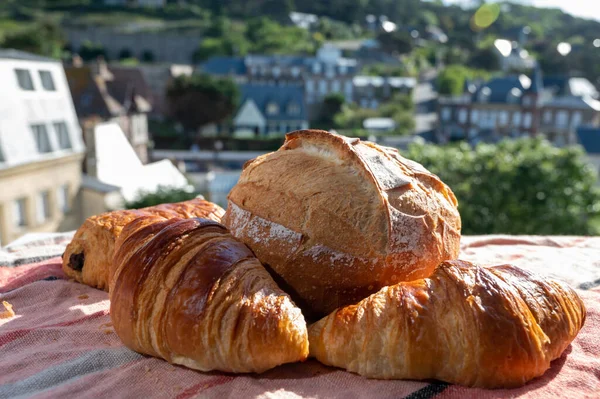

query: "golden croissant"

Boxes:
[110, 216, 309, 373]
[308, 260, 586, 388]
[62, 198, 224, 291]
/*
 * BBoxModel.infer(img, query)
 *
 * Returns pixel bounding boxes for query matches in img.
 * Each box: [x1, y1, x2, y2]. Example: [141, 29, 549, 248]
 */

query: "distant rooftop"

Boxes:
[0, 48, 57, 63]
[577, 126, 600, 154]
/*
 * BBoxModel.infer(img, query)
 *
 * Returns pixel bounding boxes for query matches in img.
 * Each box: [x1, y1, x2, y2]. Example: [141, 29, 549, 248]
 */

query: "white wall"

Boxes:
[0, 57, 85, 169]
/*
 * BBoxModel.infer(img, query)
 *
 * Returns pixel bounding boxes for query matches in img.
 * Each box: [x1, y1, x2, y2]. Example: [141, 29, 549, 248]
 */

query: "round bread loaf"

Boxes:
[222, 130, 461, 317]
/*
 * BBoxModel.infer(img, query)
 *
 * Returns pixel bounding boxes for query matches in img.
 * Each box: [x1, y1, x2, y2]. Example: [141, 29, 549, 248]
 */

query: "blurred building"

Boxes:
[81, 122, 190, 216]
[576, 126, 600, 183]
[201, 45, 413, 121]
[199, 45, 359, 119]
[437, 69, 600, 146]
[63, 26, 198, 64]
[353, 76, 416, 109]
[493, 39, 537, 72]
[65, 58, 152, 165]
[134, 64, 193, 118]
[232, 83, 308, 136]
[0, 49, 85, 245]
[103, 0, 166, 9]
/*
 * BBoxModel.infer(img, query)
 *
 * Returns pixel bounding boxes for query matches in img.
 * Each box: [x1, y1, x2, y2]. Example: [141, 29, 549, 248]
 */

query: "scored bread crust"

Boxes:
[223, 130, 461, 317]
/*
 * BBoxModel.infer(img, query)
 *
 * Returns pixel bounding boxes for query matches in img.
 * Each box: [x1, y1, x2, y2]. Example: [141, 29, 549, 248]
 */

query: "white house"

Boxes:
[83, 122, 191, 215]
[0, 49, 86, 245]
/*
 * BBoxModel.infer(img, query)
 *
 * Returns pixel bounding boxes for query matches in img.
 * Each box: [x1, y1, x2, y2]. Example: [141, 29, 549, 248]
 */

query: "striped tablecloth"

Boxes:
[1, 234, 599, 399]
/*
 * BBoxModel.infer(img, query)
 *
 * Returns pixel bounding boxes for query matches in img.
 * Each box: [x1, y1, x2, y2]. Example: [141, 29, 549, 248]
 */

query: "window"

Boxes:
[572, 111, 583, 128]
[523, 96, 532, 107]
[512, 111, 522, 126]
[318, 80, 327, 95]
[339, 64, 348, 74]
[14, 198, 27, 227]
[370, 99, 379, 109]
[266, 102, 279, 115]
[58, 184, 70, 213]
[523, 112, 532, 128]
[15, 69, 34, 91]
[458, 109, 467, 124]
[325, 64, 335, 78]
[441, 107, 452, 121]
[291, 67, 300, 77]
[31, 124, 52, 153]
[344, 80, 353, 93]
[53, 122, 72, 150]
[543, 110, 553, 124]
[272, 66, 281, 78]
[331, 80, 341, 93]
[471, 110, 479, 123]
[312, 63, 322, 74]
[39, 70, 56, 91]
[499, 111, 508, 126]
[306, 79, 314, 93]
[556, 110, 569, 128]
[36, 190, 51, 224]
[287, 102, 301, 116]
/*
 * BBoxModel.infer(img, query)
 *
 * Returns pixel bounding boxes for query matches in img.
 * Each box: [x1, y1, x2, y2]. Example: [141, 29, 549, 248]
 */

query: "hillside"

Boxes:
[1, 0, 599, 83]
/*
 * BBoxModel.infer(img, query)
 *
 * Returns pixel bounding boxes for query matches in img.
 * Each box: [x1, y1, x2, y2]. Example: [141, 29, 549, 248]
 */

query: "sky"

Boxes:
[443, 0, 600, 21]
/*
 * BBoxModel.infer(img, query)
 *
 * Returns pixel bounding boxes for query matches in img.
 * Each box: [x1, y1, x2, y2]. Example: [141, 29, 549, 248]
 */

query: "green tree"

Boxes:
[118, 48, 132, 60]
[318, 93, 345, 127]
[376, 30, 414, 55]
[125, 187, 198, 209]
[79, 40, 108, 61]
[437, 65, 490, 96]
[167, 73, 240, 134]
[1, 20, 65, 59]
[406, 139, 600, 235]
[468, 46, 500, 71]
[141, 50, 155, 63]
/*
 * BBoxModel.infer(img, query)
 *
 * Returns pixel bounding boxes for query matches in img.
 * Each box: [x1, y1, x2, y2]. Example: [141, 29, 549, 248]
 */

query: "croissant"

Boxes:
[308, 260, 586, 388]
[110, 216, 309, 373]
[62, 198, 224, 291]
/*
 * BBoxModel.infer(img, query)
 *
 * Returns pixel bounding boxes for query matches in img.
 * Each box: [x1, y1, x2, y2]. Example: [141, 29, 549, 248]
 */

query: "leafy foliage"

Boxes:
[194, 15, 316, 61]
[437, 65, 491, 96]
[166, 73, 240, 133]
[406, 139, 600, 235]
[0, 19, 65, 58]
[125, 187, 198, 209]
[334, 93, 415, 135]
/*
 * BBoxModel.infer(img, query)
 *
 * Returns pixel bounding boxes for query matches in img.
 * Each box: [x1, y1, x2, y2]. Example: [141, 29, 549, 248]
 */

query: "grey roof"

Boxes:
[240, 83, 307, 122]
[0, 48, 58, 63]
[576, 126, 600, 154]
[200, 57, 247, 75]
[543, 76, 598, 98]
[472, 74, 536, 104]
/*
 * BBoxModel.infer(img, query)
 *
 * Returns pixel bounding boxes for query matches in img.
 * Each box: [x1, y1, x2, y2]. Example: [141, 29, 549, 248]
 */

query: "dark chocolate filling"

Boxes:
[69, 252, 85, 271]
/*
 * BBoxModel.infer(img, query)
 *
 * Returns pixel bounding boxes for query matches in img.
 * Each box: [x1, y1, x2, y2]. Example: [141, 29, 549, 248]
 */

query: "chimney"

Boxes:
[91, 56, 114, 81]
[72, 54, 83, 68]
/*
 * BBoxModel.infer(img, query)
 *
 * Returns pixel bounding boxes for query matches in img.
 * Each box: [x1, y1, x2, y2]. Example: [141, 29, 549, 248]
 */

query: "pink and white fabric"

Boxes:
[1, 234, 599, 398]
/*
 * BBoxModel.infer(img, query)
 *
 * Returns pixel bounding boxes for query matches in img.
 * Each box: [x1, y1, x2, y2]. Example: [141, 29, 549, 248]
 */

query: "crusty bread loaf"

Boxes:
[223, 130, 461, 317]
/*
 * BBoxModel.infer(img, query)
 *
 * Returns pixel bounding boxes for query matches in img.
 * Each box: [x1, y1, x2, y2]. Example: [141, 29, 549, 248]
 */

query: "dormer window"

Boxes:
[287, 102, 301, 115]
[312, 63, 322, 74]
[39, 70, 56, 91]
[15, 69, 34, 91]
[266, 102, 279, 115]
[31, 124, 52, 153]
[478, 87, 491, 103]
